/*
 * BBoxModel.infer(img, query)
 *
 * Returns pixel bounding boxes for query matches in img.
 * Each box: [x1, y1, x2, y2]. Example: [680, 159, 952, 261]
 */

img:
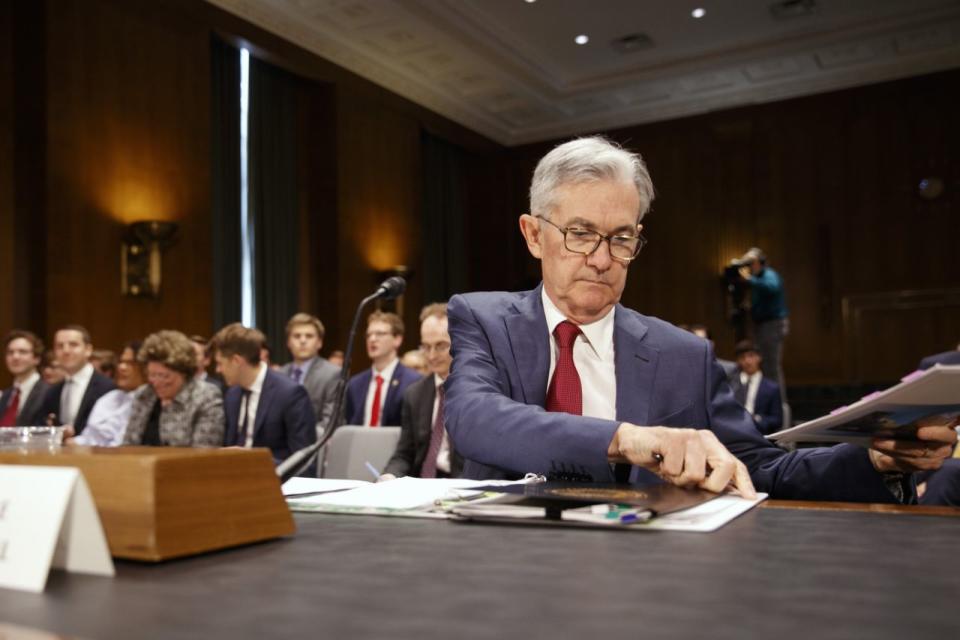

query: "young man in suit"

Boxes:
[444, 136, 957, 502]
[40, 325, 116, 436]
[213, 323, 317, 474]
[281, 313, 340, 437]
[381, 303, 463, 480]
[728, 340, 783, 435]
[0, 330, 51, 426]
[345, 311, 420, 427]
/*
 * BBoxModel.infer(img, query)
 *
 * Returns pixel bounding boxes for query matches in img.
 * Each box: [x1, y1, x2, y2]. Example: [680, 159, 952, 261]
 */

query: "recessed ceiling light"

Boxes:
[524, 0, 536, 4]
[575, 34, 589, 45]
[692, 8, 706, 18]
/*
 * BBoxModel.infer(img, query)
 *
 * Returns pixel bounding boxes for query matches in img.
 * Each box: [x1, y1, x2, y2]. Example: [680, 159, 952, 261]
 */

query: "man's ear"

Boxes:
[518, 214, 543, 259]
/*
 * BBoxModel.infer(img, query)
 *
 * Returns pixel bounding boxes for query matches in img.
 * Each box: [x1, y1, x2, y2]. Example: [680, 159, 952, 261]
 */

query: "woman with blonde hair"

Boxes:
[123, 330, 224, 447]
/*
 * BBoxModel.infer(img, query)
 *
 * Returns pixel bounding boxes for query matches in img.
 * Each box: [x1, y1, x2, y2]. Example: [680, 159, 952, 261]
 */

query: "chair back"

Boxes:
[320, 425, 401, 480]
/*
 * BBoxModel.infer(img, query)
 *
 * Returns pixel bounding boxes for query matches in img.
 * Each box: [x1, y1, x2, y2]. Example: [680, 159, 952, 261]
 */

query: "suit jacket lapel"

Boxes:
[417, 377, 436, 442]
[614, 306, 658, 427]
[253, 372, 275, 439]
[504, 287, 550, 407]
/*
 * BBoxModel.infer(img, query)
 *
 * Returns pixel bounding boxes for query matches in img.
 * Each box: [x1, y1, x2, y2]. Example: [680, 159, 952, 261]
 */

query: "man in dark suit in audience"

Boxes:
[213, 323, 317, 474]
[345, 311, 420, 427]
[729, 340, 783, 435]
[0, 330, 51, 426]
[444, 136, 957, 502]
[280, 313, 340, 437]
[381, 303, 463, 480]
[40, 325, 115, 435]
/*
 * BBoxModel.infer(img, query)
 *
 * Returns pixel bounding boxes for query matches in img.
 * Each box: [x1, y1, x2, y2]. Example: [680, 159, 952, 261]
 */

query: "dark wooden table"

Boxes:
[2, 504, 959, 639]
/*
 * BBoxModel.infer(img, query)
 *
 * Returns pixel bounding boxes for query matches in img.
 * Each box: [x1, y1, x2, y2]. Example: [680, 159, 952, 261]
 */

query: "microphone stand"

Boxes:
[275, 284, 399, 482]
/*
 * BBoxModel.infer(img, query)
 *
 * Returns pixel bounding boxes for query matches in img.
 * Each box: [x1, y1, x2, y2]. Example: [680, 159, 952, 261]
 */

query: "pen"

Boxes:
[364, 461, 380, 480]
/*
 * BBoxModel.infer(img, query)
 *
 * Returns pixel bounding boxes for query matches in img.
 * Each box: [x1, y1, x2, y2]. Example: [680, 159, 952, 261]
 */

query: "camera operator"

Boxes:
[737, 247, 788, 391]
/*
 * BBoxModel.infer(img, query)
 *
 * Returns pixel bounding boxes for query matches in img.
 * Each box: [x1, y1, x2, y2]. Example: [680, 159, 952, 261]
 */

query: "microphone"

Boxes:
[275, 276, 407, 482]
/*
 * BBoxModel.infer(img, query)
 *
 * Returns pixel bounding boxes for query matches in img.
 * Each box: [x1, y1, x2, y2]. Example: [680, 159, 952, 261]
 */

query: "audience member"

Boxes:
[213, 323, 317, 473]
[41, 350, 66, 385]
[400, 349, 430, 376]
[71, 341, 145, 446]
[327, 349, 345, 369]
[381, 304, 463, 480]
[189, 335, 225, 392]
[0, 330, 51, 426]
[688, 324, 736, 378]
[40, 325, 116, 436]
[729, 340, 783, 435]
[345, 311, 420, 426]
[280, 313, 339, 436]
[123, 330, 224, 447]
[444, 135, 956, 502]
[738, 247, 788, 391]
[91, 349, 117, 380]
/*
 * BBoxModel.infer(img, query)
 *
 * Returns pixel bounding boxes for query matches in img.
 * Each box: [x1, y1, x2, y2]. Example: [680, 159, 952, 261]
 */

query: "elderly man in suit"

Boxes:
[213, 323, 317, 475]
[728, 340, 783, 435]
[345, 311, 420, 427]
[280, 313, 339, 437]
[0, 330, 51, 426]
[444, 136, 957, 502]
[381, 303, 463, 480]
[40, 325, 115, 436]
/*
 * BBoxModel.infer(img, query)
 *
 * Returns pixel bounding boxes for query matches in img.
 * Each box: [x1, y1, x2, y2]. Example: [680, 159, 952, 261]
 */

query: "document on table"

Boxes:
[768, 364, 960, 445]
[281, 477, 370, 497]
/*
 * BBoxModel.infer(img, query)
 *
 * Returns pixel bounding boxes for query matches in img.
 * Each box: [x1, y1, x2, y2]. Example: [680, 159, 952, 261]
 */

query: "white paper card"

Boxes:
[0, 465, 115, 593]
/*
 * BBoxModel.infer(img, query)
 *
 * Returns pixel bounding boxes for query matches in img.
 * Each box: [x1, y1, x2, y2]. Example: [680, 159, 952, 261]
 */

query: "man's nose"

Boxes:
[586, 238, 613, 270]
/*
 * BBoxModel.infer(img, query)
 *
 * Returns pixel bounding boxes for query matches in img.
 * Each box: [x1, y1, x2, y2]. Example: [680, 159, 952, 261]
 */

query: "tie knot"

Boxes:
[375, 374, 384, 384]
[553, 321, 581, 349]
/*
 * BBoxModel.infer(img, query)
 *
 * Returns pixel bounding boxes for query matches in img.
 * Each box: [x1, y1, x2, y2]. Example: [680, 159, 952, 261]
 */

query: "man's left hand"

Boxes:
[868, 416, 959, 473]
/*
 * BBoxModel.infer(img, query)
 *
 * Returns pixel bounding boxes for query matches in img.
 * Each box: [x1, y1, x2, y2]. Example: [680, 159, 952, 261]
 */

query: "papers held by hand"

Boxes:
[768, 365, 960, 445]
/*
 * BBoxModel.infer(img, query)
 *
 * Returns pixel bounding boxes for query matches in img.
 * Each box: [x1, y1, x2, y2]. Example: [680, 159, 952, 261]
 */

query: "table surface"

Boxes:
[2, 503, 959, 640]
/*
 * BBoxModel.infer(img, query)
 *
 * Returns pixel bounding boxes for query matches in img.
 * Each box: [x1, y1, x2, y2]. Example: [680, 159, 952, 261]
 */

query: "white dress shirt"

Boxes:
[13, 371, 40, 418]
[73, 388, 136, 446]
[363, 358, 399, 426]
[542, 288, 617, 420]
[61, 363, 95, 425]
[739, 371, 763, 415]
[240, 362, 268, 448]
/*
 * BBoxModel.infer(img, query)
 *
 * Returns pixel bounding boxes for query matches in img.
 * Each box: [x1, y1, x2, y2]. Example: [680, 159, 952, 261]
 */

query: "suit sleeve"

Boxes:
[318, 373, 339, 433]
[754, 385, 783, 435]
[444, 294, 619, 478]
[702, 346, 896, 501]
[383, 386, 418, 477]
[190, 386, 226, 447]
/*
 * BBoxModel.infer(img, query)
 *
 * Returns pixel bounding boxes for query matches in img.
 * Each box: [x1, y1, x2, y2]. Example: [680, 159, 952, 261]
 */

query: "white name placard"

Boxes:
[0, 465, 115, 593]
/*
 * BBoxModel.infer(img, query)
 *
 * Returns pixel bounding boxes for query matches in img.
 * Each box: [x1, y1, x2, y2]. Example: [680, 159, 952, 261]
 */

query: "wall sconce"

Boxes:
[121, 220, 179, 297]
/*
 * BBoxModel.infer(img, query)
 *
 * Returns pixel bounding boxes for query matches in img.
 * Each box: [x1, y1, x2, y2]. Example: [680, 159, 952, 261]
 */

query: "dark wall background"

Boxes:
[1, 0, 957, 387]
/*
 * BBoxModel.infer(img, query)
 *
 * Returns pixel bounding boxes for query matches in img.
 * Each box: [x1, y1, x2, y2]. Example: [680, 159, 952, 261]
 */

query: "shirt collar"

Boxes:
[293, 356, 316, 377]
[248, 362, 268, 393]
[68, 362, 95, 387]
[374, 358, 399, 381]
[541, 287, 616, 359]
[16, 370, 40, 391]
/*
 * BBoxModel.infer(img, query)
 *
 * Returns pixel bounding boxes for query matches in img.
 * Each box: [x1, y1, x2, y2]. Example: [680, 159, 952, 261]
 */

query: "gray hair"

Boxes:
[529, 136, 655, 221]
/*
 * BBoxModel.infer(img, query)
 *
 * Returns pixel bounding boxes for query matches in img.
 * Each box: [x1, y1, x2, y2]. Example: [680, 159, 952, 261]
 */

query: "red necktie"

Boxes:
[545, 321, 582, 415]
[420, 385, 445, 478]
[0, 387, 20, 426]
[368, 374, 384, 426]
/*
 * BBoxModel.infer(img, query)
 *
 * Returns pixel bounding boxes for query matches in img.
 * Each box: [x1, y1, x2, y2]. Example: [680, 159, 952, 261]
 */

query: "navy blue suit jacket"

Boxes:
[40, 371, 116, 434]
[0, 379, 51, 426]
[224, 369, 317, 474]
[345, 363, 420, 426]
[445, 287, 896, 502]
[730, 375, 783, 435]
[919, 350, 960, 370]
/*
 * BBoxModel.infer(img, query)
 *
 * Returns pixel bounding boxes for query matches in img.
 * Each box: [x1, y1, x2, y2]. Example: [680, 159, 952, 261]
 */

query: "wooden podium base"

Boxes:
[0, 446, 295, 561]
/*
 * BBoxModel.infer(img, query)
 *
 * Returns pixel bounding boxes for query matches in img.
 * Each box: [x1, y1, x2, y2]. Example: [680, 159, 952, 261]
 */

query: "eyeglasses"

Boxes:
[366, 330, 393, 339]
[535, 215, 646, 263]
[420, 342, 450, 355]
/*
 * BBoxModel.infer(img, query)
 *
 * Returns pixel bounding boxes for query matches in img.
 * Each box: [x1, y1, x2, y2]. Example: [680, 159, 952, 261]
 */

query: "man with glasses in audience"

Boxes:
[0, 330, 51, 426]
[444, 136, 957, 502]
[381, 303, 462, 480]
[70, 341, 145, 446]
[345, 311, 420, 427]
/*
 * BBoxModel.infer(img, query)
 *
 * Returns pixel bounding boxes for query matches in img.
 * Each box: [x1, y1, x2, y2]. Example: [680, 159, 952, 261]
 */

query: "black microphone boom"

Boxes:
[275, 276, 407, 482]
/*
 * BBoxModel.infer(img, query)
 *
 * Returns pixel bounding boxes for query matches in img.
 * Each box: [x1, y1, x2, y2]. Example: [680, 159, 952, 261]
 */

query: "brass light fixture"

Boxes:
[121, 220, 179, 297]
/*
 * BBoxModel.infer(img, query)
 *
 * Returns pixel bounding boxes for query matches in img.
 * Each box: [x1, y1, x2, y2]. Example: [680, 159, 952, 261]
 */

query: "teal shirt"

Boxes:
[749, 267, 788, 323]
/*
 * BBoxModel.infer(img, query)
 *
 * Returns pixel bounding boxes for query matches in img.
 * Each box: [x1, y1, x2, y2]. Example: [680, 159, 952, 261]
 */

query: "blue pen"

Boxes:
[364, 461, 381, 480]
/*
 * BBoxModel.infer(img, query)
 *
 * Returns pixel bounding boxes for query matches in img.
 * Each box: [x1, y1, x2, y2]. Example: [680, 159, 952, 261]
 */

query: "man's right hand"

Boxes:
[608, 424, 757, 498]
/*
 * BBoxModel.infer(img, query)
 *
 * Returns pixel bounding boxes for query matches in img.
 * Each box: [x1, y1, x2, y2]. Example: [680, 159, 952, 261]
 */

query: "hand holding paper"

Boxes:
[868, 416, 959, 473]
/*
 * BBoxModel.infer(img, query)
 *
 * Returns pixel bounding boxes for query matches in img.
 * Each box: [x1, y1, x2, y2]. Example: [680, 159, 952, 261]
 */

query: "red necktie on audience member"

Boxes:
[0, 387, 19, 426]
[545, 321, 582, 415]
[368, 374, 384, 427]
[420, 385, 445, 478]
